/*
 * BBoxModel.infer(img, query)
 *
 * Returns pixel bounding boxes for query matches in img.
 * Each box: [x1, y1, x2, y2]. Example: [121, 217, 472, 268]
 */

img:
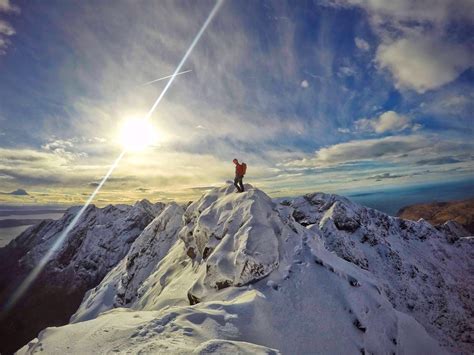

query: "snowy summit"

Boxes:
[1, 183, 471, 354]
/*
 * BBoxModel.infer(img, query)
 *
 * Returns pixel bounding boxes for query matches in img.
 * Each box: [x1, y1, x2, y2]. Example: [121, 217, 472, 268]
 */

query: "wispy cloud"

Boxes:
[0, 0, 19, 55]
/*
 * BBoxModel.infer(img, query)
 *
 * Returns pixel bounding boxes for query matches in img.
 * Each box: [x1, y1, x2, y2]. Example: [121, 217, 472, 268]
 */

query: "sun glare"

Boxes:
[120, 117, 159, 152]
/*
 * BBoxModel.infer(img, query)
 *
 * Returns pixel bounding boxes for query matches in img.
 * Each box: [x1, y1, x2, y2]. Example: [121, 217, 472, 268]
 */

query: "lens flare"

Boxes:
[0, 0, 224, 319]
[144, 0, 224, 122]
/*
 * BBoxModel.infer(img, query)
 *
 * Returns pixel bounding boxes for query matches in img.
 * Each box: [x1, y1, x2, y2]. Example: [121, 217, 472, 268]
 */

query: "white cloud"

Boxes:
[354, 37, 370, 51]
[0, 20, 14, 35]
[0, 0, 19, 13]
[41, 139, 88, 160]
[355, 111, 413, 133]
[337, 128, 351, 134]
[333, 0, 474, 93]
[301, 79, 309, 88]
[376, 36, 473, 93]
[335, 0, 474, 27]
[374, 111, 411, 133]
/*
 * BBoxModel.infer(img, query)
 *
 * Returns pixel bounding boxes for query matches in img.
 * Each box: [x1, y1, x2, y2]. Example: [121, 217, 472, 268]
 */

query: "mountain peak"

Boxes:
[0, 188, 29, 196]
[4, 183, 472, 354]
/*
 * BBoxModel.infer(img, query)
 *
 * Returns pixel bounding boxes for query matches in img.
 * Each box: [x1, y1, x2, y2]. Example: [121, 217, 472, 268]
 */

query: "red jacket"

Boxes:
[235, 163, 245, 177]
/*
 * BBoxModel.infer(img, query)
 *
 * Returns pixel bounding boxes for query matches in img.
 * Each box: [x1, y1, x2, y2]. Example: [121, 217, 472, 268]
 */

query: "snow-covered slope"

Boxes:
[71, 202, 186, 321]
[282, 192, 474, 353]
[0, 199, 165, 354]
[18, 184, 460, 354]
[14, 199, 165, 282]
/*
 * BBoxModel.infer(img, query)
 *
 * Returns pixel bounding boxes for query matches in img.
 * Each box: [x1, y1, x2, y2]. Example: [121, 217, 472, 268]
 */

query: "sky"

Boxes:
[0, 0, 473, 205]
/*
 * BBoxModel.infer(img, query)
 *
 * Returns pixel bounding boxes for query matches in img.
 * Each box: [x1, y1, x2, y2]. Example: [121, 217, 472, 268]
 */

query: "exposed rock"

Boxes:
[187, 247, 197, 259]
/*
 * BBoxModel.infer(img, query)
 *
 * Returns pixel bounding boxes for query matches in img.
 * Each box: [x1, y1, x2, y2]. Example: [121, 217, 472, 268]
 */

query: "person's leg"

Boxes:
[239, 177, 244, 192]
[234, 176, 242, 192]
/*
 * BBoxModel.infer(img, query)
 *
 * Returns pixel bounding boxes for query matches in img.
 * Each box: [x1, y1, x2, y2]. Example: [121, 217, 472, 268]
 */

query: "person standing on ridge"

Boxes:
[233, 158, 246, 192]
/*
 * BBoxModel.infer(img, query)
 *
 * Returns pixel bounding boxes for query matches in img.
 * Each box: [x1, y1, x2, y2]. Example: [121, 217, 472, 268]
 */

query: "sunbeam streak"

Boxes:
[1, 0, 224, 318]
[141, 69, 193, 86]
[144, 0, 224, 121]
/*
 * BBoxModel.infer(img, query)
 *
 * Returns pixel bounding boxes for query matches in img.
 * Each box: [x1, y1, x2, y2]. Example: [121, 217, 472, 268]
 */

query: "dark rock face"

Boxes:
[187, 247, 197, 259]
[353, 319, 367, 333]
[215, 280, 232, 290]
[331, 202, 361, 232]
[187, 291, 200, 305]
[202, 246, 213, 260]
[0, 200, 163, 354]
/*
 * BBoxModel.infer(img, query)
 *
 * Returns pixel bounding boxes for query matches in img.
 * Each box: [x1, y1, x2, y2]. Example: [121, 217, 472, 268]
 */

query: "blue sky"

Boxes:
[0, 0, 473, 204]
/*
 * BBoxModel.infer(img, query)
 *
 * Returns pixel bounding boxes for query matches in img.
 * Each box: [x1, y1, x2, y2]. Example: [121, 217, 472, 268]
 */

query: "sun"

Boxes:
[119, 117, 159, 152]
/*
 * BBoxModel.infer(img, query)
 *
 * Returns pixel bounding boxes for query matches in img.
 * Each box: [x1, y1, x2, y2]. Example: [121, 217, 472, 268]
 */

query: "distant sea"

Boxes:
[343, 179, 474, 216]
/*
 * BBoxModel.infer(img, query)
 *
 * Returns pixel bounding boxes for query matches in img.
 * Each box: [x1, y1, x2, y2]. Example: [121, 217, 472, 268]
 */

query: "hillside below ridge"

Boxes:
[397, 198, 474, 233]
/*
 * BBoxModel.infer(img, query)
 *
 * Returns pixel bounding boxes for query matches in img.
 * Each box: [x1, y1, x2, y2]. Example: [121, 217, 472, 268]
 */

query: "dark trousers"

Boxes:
[234, 175, 244, 192]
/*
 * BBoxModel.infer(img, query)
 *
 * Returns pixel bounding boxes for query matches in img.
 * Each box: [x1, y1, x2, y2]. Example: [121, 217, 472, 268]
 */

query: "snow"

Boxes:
[13, 199, 165, 278]
[0, 199, 167, 355]
[16, 183, 461, 354]
[19, 303, 280, 354]
[281, 192, 474, 353]
[179, 185, 280, 300]
[72, 202, 186, 322]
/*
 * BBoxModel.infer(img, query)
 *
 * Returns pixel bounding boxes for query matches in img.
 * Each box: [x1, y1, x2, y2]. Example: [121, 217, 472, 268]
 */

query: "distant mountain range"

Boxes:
[397, 198, 474, 233]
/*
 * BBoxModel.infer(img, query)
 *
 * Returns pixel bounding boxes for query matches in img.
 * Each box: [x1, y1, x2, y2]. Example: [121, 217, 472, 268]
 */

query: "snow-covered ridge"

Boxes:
[18, 183, 473, 354]
[282, 192, 473, 353]
[0, 199, 165, 354]
[15, 199, 165, 280]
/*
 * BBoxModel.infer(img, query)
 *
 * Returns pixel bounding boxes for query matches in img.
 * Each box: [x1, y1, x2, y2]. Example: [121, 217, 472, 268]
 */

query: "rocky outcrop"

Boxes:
[179, 185, 280, 302]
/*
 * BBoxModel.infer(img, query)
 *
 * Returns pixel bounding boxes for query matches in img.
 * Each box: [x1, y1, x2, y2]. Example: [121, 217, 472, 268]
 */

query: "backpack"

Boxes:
[241, 162, 247, 175]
